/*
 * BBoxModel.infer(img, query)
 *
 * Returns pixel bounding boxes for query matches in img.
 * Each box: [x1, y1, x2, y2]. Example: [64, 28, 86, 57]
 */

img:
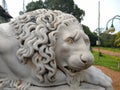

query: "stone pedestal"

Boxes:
[3, 83, 105, 90]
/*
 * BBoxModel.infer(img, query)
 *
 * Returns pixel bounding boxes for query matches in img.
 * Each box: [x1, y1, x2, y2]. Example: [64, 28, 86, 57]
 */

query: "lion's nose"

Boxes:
[81, 59, 87, 64]
[80, 52, 94, 65]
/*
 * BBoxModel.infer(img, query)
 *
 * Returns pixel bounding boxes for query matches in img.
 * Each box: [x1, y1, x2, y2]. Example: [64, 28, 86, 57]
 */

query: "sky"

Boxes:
[0, 0, 120, 32]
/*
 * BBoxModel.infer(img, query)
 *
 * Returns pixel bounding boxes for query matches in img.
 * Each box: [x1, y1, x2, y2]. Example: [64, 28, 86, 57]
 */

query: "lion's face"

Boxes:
[55, 22, 94, 75]
[10, 9, 94, 82]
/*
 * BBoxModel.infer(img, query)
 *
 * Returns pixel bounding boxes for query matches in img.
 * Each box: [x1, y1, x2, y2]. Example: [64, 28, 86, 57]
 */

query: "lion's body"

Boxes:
[0, 23, 31, 78]
[0, 9, 113, 90]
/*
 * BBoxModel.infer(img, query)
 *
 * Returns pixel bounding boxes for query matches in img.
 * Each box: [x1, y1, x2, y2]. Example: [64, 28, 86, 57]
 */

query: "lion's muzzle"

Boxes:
[64, 51, 94, 74]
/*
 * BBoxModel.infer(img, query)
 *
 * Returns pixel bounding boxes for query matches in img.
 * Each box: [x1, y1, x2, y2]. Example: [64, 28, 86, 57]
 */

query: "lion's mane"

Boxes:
[10, 9, 78, 83]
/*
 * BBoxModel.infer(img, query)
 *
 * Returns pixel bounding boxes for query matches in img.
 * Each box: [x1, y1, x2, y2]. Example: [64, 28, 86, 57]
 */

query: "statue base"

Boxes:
[3, 83, 105, 90]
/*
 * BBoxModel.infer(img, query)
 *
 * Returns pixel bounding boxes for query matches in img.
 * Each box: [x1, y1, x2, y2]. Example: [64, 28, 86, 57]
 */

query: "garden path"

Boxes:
[93, 48, 120, 58]
[95, 65, 120, 90]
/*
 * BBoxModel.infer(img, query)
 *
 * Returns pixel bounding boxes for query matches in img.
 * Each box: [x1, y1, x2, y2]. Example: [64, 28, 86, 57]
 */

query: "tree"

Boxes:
[44, 0, 85, 22]
[26, 0, 85, 22]
[100, 33, 116, 47]
[114, 31, 120, 47]
[26, 0, 44, 12]
[82, 25, 98, 46]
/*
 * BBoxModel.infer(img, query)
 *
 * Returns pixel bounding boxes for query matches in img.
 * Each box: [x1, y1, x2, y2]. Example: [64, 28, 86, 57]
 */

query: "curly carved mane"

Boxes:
[10, 9, 78, 83]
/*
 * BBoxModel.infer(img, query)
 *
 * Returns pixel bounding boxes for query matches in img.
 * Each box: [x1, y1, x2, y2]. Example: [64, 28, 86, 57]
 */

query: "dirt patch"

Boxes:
[95, 65, 120, 90]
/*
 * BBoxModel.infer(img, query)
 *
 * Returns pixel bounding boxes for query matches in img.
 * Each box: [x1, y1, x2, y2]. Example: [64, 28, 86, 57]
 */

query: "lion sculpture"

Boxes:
[0, 9, 113, 90]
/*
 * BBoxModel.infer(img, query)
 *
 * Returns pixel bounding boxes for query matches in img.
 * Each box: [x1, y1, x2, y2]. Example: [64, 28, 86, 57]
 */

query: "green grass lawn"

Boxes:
[93, 51, 120, 71]
[94, 47, 120, 53]
[101, 47, 120, 53]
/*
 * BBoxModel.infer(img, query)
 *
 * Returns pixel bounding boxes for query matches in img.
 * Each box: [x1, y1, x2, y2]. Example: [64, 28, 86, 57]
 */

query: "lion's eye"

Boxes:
[65, 37, 74, 44]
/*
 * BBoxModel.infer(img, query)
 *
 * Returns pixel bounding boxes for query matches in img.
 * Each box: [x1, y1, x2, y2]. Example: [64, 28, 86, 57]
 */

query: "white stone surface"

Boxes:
[0, 9, 113, 90]
[3, 83, 105, 90]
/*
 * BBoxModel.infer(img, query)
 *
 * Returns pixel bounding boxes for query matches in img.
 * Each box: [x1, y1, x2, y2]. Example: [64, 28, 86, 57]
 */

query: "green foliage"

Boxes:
[26, 0, 85, 22]
[26, 0, 44, 12]
[44, 0, 74, 12]
[82, 25, 98, 46]
[114, 31, 120, 47]
[100, 33, 116, 47]
[94, 31, 120, 48]
[44, 0, 85, 22]
[93, 51, 120, 71]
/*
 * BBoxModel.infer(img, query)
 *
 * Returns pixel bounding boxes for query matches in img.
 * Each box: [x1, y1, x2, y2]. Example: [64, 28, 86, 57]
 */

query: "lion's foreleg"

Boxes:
[80, 66, 113, 90]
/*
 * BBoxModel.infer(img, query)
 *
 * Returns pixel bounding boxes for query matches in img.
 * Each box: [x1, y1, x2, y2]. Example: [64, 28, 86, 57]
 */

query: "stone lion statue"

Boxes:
[0, 9, 113, 90]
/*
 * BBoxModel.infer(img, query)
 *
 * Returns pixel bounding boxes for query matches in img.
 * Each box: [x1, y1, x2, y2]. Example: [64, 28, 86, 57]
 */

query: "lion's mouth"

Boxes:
[64, 66, 81, 74]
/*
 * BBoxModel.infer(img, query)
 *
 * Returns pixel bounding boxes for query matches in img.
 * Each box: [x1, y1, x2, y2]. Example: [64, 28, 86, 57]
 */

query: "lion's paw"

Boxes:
[80, 66, 113, 90]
